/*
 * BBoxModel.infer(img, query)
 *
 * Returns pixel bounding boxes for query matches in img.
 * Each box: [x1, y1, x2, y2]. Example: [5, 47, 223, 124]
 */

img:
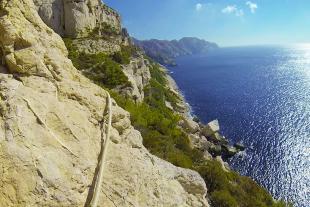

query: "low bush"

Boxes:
[84, 54, 130, 88]
[144, 65, 180, 110]
[111, 45, 138, 65]
[90, 22, 119, 38]
[64, 38, 130, 88]
[197, 161, 291, 207]
[101, 22, 119, 36]
[149, 64, 167, 85]
[110, 90, 195, 168]
[210, 190, 238, 207]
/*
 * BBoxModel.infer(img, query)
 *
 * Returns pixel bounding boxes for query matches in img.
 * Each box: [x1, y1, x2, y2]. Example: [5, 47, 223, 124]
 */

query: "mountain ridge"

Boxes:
[133, 37, 218, 66]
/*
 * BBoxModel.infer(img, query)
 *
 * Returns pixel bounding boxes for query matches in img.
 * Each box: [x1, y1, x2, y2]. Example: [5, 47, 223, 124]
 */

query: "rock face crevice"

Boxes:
[0, 0, 209, 206]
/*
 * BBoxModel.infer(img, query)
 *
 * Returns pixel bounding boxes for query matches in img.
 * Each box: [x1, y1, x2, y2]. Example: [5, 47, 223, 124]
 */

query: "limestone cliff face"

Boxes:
[33, 0, 148, 102]
[0, 0, 209, 206]
[33, 0, 121, 38]
[33, 0, 129, 53]
[120, 54, 151, 102]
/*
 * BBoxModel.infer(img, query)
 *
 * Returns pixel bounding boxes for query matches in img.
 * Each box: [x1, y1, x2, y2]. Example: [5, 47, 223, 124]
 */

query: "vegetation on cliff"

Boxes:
[64, 38, 131, 88]
[64, 36, 290, 207]
[91, 22, 120, 38]
[111, 45, 137, 65]
[111, 62, 290, 207]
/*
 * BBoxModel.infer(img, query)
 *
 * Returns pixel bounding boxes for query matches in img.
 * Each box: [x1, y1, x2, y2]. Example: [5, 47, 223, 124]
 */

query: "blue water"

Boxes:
[168, 46, 310, 207]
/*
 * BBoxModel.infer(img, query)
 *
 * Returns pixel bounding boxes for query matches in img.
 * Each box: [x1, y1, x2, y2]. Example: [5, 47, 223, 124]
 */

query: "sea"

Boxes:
[168, 45, 310, 207]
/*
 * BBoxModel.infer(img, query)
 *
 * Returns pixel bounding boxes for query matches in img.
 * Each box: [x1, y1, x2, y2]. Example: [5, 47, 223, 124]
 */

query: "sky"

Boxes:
[104, 0, 310, 47]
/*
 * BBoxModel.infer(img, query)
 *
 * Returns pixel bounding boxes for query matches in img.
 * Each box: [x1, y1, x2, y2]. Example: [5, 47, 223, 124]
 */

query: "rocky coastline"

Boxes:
[161, 65, 245, 161]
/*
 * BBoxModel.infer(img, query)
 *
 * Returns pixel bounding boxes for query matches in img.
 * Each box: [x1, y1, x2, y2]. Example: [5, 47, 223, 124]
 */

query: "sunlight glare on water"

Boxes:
[169, 45, 310, 207]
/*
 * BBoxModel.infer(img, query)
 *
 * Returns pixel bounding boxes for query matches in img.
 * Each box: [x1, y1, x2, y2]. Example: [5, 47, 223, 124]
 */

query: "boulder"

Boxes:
[202, 119, 220, 137]
[215, 156, 230, 172]
[221, 145, 239, 159]
[234, 142, 246, 151]
[209, 132, 228, 145]
[180, 117, 200, 134]
[165, 100, 174, 110]
[209, 145, 222, 157]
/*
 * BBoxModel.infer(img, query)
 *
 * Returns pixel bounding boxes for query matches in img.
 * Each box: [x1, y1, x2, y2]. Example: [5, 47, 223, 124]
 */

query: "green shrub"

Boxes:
[211, 190, 238, 207]
[90, 22, 119, 38]
[63, 38, 79, 63]
[196, 160, 291, 207]
[167, 150, 193, 168]
[149, 64, 167, 85]
[101, 22, 119, 36]
[63, 38, 130, 89]
[84, 54, 130, 88]
[111, 46, 138, 65]
[109, 90, 194, 168]
[144, 78, 180, 110]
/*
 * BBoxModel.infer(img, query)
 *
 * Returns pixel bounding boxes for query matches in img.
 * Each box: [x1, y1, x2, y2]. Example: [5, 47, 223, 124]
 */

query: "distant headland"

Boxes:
[133, 37, 219, 66]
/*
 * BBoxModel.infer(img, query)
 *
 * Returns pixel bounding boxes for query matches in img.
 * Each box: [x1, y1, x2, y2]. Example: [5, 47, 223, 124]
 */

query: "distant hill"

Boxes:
[133, 37, 219, 66]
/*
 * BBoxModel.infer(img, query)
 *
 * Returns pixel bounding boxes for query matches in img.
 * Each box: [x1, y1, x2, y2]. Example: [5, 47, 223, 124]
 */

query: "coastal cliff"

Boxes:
[0, 0, 290, 206]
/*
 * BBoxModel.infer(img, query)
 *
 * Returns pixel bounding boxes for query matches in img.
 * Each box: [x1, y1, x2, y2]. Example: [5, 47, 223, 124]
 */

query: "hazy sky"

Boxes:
[104, 0, 310, 46]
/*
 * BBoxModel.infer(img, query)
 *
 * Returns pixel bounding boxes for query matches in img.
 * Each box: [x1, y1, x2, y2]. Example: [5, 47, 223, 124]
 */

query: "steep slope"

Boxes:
[0, 0, 209, 206]
[133, 37, 219, 66]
